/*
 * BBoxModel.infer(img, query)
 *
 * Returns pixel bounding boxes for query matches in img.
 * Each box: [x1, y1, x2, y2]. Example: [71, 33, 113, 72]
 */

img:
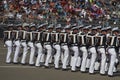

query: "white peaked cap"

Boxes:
[23, 23, 29, 27]
[48, 24, 54, 28]
[64, 24, 71, 29]
[56, 24, 62, 28]
[112, 27, 119, 31]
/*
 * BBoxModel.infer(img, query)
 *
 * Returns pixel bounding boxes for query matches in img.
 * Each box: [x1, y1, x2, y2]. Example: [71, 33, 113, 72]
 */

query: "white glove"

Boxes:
[119, 54, 120, 57]
[4, 45, 6, 47]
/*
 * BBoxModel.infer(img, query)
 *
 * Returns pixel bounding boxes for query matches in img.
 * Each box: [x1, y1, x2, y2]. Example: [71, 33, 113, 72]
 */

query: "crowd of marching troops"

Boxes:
[3, 23, 120, 77]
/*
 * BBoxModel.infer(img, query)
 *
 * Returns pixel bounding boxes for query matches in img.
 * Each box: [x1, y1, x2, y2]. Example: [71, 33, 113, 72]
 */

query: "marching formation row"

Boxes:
[3, 23, 120, 77]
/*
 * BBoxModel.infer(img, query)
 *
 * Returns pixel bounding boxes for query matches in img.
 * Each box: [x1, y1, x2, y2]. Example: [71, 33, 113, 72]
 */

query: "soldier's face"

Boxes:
[79, 28, 83, 31]
[42, 26, 46, 31]
[113, 31, 119, 35]
[38, 28, 43, 31]
[65, 29, 70, 33]
[83, 29, 88, 33]
[73, 29, 78, 33]
[107, 29, 111, 33]
[48, 28, 53, 32]
[56, 29, 61, 32]
[24, 27, 29, 31]
[9, 27, 13, 31]
[101, 31, 107, 34]
[18, 26, 22, 30]
[97, 29, 101, 32]
[92, 30, 97, 34]
[31, 27, 36, 31]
